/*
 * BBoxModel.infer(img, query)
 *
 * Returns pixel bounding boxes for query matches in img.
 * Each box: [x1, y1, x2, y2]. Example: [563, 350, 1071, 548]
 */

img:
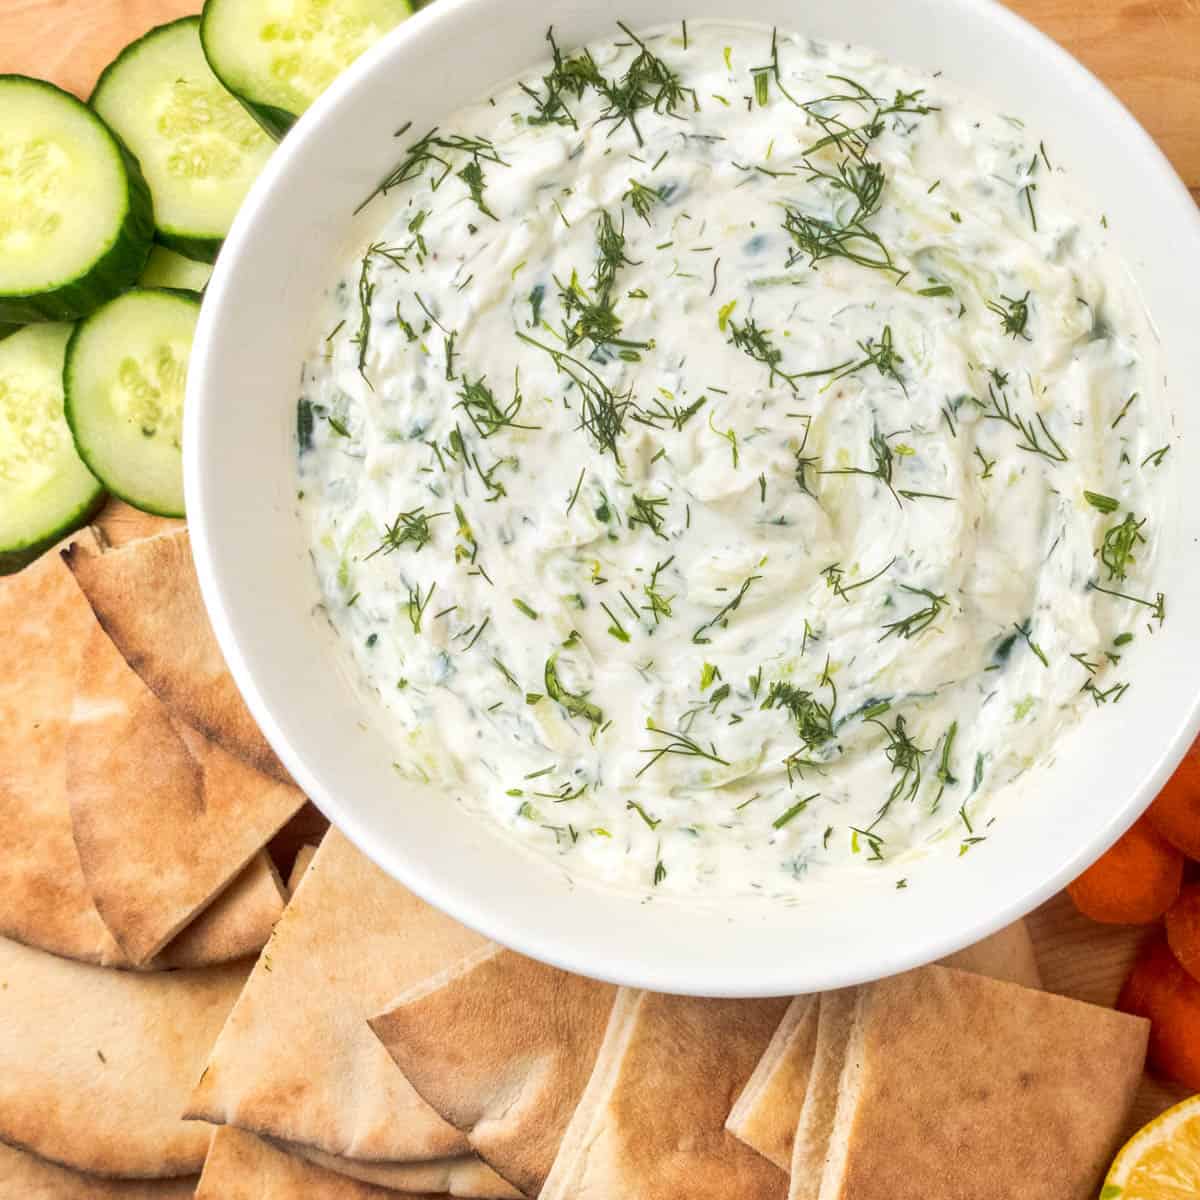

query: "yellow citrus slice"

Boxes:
[1102, 1094, 1200, 1199]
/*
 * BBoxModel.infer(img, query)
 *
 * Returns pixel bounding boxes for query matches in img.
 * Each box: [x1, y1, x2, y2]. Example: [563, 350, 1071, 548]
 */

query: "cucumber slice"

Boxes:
[91, 18, 273, 263]
[0, 324, 105, 574]
[139, 245, 213, 291]
[201, 0, 413, 139]
[0, 76, 154, 324]
[65, 289, 199, 518]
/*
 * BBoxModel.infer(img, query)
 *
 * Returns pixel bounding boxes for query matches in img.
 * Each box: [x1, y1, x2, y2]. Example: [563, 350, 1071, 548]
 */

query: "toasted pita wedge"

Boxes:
[63, 531, 288, 780]
[0, 1140, 196, 1199]
[371, 944, 619, 1196]
[788, 989, 859, 1200]
[197, 1129, 440, 1200]
[66, 622, 304, 963]
[0, 935, 245, 1178]
[0, 537, 126, 964]
[816, 965, 1148, 1200]
[274, 1142, 522, 1198]
[187, 829, 485, 1161]
[730, 921, 1041, 1172]
[286, 844, 320, 895]
[540, 989, 789, 1200]
[726, 994, 818, 1172]
[160, 851, 285, 968]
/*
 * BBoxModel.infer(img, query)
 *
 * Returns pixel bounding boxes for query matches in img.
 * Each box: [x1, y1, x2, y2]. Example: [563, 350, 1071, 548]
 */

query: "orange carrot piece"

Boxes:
[1066, 816, 1184, 924]
[1165, 883, 1200, 984]
[1148, 736, 1200, 860]
[1118, 935, 1200, 1090]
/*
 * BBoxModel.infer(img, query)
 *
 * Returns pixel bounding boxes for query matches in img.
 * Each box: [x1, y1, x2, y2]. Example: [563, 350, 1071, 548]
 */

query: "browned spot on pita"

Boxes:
[0, 1140, 197, 1199]
[66, 622, 304, 964]
[816, 965, 1148, 1200]
[371, 945, 617, 1197]
[541, 989, 789, 1200]
[197, 1129, 441, 1200]
[0, 935, 245, 1178]
[63, 530, 289, 780]
[187, 830, 485, 1162]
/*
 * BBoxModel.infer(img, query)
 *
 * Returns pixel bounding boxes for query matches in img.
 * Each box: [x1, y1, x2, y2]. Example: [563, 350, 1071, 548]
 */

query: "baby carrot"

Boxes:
[1066, 816, 1183, 924]
[1148, 736, 1200, 860]
[1118, 935, 1200, 1090]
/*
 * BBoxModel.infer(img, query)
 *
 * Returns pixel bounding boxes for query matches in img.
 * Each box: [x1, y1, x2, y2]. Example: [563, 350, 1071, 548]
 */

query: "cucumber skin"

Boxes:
[0, 488, 105, 576]
[0, 325, 20, 341]
[155, 230, 222, 265]
[0, 77, 155, 325]
[63, 287, 200, 519]
[199, 0, 414, 142]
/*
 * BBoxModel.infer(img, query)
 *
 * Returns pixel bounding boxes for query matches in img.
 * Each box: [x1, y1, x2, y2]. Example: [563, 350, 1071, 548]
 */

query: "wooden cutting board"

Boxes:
[2, 0, 1194, 1138]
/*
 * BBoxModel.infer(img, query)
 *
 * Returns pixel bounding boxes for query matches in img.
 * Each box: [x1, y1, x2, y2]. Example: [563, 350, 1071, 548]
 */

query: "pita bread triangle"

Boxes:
[0, 934, 246, 1178]
[66, 619, 304, 963]
[732, 920, 1043, 1173]
[187, 829, 487, 1162]
[815, 965, 1148, 1200]
[540, 989, 790, 1200]
[370, 944, 619, 1196]
[63, 530, 289, 780]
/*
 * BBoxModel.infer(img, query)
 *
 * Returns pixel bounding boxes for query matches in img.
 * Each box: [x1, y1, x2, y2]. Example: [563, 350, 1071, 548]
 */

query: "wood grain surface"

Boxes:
[1, 0, 1194, 1139]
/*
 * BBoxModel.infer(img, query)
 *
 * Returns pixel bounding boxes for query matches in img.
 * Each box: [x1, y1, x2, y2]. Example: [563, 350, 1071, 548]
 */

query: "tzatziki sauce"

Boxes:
[296, 21, 1168, 898]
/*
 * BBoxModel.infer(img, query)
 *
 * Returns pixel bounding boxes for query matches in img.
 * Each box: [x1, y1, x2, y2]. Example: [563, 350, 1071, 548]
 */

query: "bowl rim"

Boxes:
[186, 0, 1200, 996]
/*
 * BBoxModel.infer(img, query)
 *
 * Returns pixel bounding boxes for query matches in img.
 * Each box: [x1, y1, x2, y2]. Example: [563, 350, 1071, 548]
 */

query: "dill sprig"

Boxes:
[880, 585, 949, 640]
[1088, 581, 1166, 624]
[800, 76, 935, 161]
[933, 720, 958, 807]
[984, 377, 1068, 462]
[868, 713, 928, 826]
[596, 23, 698, 146]
[642, 557, 676, 623]
[517, 331, 634, 461]
[624, 178, 666, 224]
[456, 374, 540, 438]
[692, 574, 761, 644]
[636, 719, 729, 778]
[822, 325, 907, 395]
[987, 291, 1032, 340]
[1100, 512, 1146, 581]
[357, 128, 507, 215]
[406, 581, 436, 634]
[1013, 619, 1049, 667]
[726, 317, 851, 392]
[821, 429, 900, 504]
[521, 27, 605, 129]
[367, 507, 448, 558]
[821, 555, 896, 602]
[628, 494, 669, 539]
[749, 28, 801, 109]
[762, 680, 835, 749]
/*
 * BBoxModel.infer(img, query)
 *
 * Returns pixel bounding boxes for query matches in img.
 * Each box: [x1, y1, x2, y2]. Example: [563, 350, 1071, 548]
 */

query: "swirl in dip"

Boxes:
[297, 21, 1168, 897]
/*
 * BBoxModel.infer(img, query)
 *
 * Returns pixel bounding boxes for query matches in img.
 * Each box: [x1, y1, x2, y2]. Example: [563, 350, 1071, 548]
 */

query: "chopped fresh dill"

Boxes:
[367, 507, 448, 558]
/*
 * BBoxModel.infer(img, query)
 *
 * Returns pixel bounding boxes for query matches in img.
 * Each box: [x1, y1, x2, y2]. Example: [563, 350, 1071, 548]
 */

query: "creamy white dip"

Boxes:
[297, 21, 1167, 897]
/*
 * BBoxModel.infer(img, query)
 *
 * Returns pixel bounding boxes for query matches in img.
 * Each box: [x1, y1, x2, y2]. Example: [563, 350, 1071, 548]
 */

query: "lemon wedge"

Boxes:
[1102, 1094, 1200, 1199]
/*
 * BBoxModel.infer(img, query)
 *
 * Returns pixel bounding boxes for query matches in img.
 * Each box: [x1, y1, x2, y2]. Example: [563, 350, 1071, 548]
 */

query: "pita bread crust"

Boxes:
[196, 1129, 443, 1200]
[0, 539, 126, 965]
[942, 920, 1041, 989]
[822, 965, 1149, 1200]
[0, 935, 245, 1178]
[274, 1140, 523, 1197]
[187, 830, 484, 1162]
[0, 1140, 196, 1199]
[63, 531, 289, 781]
[66, 623, 303, 963]
[541, 990, 789, 1200]
[727, 994, 818, 1171]
[286, 843, 320, 895]
[371, 946, 618, 1196]
[788, 989, 859, 1200]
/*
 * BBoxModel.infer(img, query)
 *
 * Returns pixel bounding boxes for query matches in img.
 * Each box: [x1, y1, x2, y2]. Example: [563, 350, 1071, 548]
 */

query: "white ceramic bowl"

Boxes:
[187, 0, 1200, 996]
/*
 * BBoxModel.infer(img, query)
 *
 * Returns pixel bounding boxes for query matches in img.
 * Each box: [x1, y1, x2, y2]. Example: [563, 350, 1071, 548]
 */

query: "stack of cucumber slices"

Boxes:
[1, 0, 414, 573]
